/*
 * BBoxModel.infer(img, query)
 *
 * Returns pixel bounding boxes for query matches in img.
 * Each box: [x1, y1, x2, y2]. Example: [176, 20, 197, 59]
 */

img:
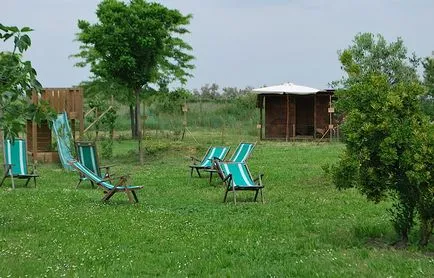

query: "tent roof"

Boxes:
[252, 82, 321, 95]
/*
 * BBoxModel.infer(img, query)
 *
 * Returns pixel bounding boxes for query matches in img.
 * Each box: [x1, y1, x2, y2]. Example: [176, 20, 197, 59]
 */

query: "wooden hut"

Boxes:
[27, 88, 84, 162]
[256, 89, 335, 140]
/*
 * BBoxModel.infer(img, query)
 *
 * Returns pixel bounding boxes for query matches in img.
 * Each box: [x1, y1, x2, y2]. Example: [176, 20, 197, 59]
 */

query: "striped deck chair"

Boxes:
[215, 161, 264, 204]
[189, 146, 230, 178]
[208, 142, 256, 183]
[75, 141, 115, 188]
[1, 139, 38, 189]
[69, 160, 143, 203]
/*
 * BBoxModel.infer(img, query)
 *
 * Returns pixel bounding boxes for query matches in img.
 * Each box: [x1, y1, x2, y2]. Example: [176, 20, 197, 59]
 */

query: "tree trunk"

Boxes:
[110, 95, 114, 140]
[135, 104, 139, 139]
[419, 218, 434, 247]
[135, 88, 143, 165]
[129, 104, 136, 139]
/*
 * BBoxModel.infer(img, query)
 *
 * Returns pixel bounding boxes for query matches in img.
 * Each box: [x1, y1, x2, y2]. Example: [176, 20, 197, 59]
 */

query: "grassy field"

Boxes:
[0, 133, 433, 277]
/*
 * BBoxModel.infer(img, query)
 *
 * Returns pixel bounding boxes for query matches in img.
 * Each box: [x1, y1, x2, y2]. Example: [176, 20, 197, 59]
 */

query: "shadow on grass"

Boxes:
[353, 223, 395, 248]
[353, 223, 434, 252]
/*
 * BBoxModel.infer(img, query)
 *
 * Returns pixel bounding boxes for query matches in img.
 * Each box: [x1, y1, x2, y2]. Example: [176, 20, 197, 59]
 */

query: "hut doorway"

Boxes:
[295, 95, 314, 136]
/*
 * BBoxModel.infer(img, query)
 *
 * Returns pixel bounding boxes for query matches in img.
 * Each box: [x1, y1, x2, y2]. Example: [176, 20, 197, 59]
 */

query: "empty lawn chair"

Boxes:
[215, 161, 264, 204]
[75, 141, 115, 188]
[69, 160, 143, 203]
[1, 138, 38, 189]
[207, 142, 256, 183]
[189, 146, 230, 178]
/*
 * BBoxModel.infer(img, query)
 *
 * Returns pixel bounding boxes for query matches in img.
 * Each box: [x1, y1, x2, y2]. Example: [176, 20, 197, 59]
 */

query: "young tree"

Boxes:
[222, 87, 239, 99]
[332, 33, 433, 246]
[420, 57, 434, 119]
[200, 83, 220, 100]
[0, 24, 54, 140]
[423, 57, 434, 97]
[73, 0, 194, 164]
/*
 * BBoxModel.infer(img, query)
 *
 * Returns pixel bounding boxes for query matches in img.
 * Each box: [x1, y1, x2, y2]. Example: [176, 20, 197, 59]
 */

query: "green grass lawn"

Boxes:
[1, 136, 433, 277]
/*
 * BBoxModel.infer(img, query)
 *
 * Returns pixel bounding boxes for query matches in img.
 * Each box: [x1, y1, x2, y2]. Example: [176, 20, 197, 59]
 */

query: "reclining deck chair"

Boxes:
[69, 160, 143, 203]
[1, 139, 38, 189]
[207, 142, 256, 183]
[189, 146, 230, 178]
[75, 141, 114, 188]
[215, 161, 264, 204]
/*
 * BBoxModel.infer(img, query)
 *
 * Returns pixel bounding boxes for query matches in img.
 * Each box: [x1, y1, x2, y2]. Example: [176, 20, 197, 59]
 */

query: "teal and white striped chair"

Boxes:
[215, 161, 264, 204]
[228, 142, 256, 163]
[189, 146, 230, 178]
[69, 160, 142, 203]
[208, 142, 255, 183]
[75, 141, 114, 188]
[1, 138, 38, 188]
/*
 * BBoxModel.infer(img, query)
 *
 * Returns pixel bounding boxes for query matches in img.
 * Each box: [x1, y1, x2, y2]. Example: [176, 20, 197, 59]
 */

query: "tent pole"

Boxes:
[259, 96, 263, 140]
[286, 94, 289, 142]
[314, 95, 317, 139]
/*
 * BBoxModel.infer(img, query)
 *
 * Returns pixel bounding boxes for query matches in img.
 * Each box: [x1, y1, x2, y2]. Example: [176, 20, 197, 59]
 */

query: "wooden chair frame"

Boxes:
[1, 138, 38, 189]
[70, 160, 142, 203]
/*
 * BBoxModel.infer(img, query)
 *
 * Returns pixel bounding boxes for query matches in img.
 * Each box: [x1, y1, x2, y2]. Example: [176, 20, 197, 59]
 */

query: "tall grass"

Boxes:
[0, 134, 433, 277]
[108, 95, 259, 138]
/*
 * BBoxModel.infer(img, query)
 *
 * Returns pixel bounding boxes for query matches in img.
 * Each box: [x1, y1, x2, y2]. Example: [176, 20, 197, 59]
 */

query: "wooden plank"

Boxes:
[62, 89, 67, 111]
[67, 90, 72, 113]
[53, 89, 58, 110]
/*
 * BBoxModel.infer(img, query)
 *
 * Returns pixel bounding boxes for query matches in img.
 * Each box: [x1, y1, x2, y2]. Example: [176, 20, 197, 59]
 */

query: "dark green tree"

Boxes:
[73, 0, 194, 163]
[332, 33, 433, 246]
[423, 57, 434, 96]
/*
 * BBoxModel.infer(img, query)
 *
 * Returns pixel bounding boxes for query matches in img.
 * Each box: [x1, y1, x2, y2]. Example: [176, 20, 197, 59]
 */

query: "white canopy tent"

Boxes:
[252, 82, 320, 95]
[253, 82, 334, 141]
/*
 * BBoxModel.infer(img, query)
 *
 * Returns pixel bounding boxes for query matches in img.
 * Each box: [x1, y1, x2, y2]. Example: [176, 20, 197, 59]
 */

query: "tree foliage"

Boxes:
[336, 33, 420, 86]
[332, 32, 434, 246]
[73, 0, 194, 163]
[0, 24, 55, 140]
[73, 0, 194, 90]
[420, 57, 434, 119]
[423, 57, 434, 97]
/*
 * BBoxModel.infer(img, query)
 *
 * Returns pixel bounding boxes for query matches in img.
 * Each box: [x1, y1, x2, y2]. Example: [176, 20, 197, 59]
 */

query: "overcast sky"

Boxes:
[2, 0, 434, 90]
